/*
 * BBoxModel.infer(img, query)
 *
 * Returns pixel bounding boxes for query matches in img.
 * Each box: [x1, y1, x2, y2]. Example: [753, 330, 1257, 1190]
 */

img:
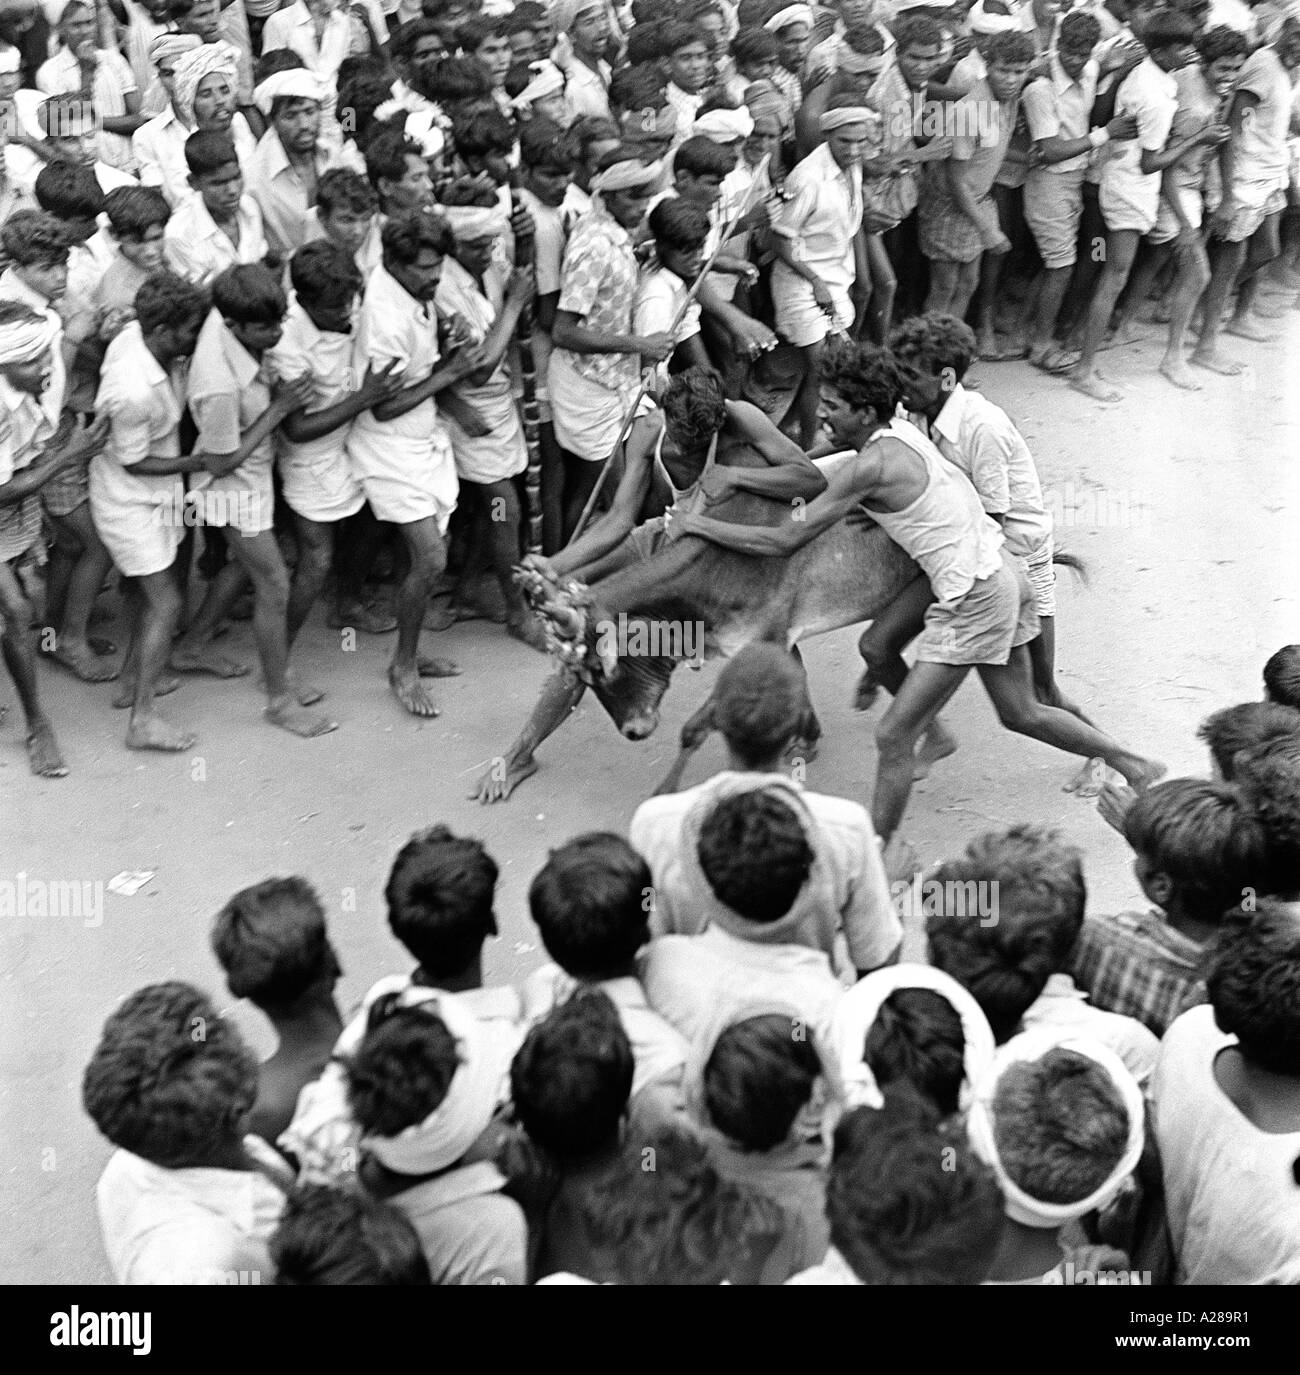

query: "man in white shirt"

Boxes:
[556, 0, 612, 120]
[163, 128, 267, 285]
[1069, 10, 1214, 402]
[6, 94, 138, 197]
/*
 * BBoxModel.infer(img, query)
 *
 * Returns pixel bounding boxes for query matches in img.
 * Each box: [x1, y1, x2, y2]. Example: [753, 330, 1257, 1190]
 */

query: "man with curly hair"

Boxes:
[82, 981, 294, 1284]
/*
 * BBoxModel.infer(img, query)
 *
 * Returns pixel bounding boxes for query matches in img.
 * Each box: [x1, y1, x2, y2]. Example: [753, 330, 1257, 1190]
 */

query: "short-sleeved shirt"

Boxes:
[187, 308, 274, 522]
[0, 376, 51, 560]
[1020, 972, 1160, 1085]
[928, 383, 1051, 558]
[1231, 43, 1293, 205]
[92, 251, 150, 315]
[561, 53, 611, 121]
[163, 190, 268, 287]
[267, 299, 356, 468]
[245, 126, 336, 261]
[1070, 910, 1207, 1037]
[770, 141, 863, 292]
[90, 319, 184, 512]
[1100, 58, 1178, 208]
[516, 187, 570, 298]
[134, 106, 257, 207]
[553, 205, 641, 394]
[0, 267, 65, 425]
[1167, 65, 1222, 199]
[37, 46, 139, 171]
[260, 1, 359, 87]
[1022, 56, 1100, 175]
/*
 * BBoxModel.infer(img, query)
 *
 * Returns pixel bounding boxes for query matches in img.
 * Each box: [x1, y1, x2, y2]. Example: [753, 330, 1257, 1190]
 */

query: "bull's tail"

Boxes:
[1052, 551, 1089, 588]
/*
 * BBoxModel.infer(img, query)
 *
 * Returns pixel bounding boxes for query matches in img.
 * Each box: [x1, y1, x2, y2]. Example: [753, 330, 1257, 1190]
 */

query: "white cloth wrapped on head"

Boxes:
[966, 1030, 1146, 1229]
[253, 69, 326, 118]
[829, 962, 997, 1113]
[172, 41, 241, 127]
[511, 59, 566, 111]
[0, 308, 59, 366]
[590, 155, 664, 193]
[693, 105, 754, 143]
[764, 4, 815, 33]
[441, 203, 509, 240]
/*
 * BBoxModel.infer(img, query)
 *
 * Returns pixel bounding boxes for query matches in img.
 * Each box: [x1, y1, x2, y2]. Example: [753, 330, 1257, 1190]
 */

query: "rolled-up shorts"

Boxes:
[190, 471, 275, 536]
[1214, 186, 1287, 244]
[918, 191, 990, 265]
[0, 492, 42, 563]
[1099, 171, 1159, 236]
[89, 485, 183, 578]
[1021, 536, 1056, 619]
[550, 351, 639, 462]
[771, 265, 854, 347]
[41, 462, 90, 518]
[1024, 165, 1085, 269]
[916, 551, 1040, 667]
[280, 450, 367, 524]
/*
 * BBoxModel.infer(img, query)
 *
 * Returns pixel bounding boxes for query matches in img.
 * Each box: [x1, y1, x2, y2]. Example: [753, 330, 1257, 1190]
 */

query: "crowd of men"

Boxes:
[0, 0, 1296, 1288]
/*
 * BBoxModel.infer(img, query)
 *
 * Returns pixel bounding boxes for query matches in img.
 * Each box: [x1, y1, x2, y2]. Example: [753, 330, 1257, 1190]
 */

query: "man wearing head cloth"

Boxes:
[260, 0, 383, 93]
[768, 95, 870, 446]
[631, 641, 899, 978]
[805, 0, 896, 85]
[764, 3, 815, 110]
[511, 57, 573, 127]
[0, 299, 107, 778]
[133, 37, 255, 205]
[547, 148, 673, 536]
[245, 69, 336, 260]
[553, 0, 614, 121]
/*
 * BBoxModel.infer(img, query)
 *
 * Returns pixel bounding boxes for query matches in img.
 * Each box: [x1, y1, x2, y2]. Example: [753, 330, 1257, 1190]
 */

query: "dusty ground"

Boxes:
[3, 302, 1297, 1283]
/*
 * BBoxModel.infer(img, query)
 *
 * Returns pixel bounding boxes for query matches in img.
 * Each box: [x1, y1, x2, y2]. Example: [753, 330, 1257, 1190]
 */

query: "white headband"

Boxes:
[253, 69, 326, 118]
[967, 1031, 1146, 1229]
[764, 4, 815, 33]
[830, 963, 997, 1113]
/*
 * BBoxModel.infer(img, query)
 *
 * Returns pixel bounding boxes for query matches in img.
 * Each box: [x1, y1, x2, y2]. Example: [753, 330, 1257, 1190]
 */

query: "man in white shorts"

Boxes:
[170, 263, 332, 737]
[347, 209, 483, 717]
[769, 94, 868, 447]
[268, 240, 404, 647]
[91, 272, 210, 751]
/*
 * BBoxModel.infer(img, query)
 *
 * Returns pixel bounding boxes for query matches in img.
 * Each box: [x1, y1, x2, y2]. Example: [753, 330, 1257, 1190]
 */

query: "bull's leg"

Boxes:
[653, 695, 716, 796]
[472, 670, 587, 803]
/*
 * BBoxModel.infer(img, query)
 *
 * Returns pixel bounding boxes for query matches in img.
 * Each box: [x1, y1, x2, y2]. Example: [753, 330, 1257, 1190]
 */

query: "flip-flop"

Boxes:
[978, 344, 1030, 363]
[1030, 346, 1080, 376]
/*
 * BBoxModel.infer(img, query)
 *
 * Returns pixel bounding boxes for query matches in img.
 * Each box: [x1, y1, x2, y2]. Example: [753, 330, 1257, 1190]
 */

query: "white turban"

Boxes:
[764, 4, 815, 33]
[172, 41, 240, 127]
[830, 963, 997, 1114]
[253, 68, 326, 118]
[511, 58, 566, 110]
[692, 105, 754, 143]
[441, 203, 509, 240]
[590, 155, 664, 193]
[358, 986, 518, 1177]
[148, 32, 201, 69]
[969, 0, 1022, 35]
[967, 1032, 1146, 1230]
[550, 0, 605, 35]
[819, 104, 878, 132]
[0, 309, 59, 366]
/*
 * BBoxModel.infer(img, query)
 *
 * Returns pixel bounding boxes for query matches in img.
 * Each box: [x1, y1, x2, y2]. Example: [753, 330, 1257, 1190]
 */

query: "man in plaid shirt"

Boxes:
[1071, 777, 1269, 1035]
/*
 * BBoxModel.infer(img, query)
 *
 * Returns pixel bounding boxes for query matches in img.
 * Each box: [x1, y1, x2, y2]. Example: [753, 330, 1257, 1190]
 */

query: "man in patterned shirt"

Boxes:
[548, 148, 674, 539]
[1072, 778, 1269, 1035]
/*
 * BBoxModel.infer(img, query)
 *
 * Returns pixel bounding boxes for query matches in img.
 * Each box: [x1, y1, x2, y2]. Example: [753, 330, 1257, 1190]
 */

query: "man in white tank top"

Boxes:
[677, 339, 1164, 844]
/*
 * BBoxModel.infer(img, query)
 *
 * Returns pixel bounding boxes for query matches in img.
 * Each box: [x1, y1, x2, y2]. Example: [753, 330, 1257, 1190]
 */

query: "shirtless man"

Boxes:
[674, 340, 1165, 844]
[472, 364, 826, 802]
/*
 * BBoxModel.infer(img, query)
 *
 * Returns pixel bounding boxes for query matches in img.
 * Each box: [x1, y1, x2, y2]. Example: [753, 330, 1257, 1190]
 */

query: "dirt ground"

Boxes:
[3, 304, 1297, 1283]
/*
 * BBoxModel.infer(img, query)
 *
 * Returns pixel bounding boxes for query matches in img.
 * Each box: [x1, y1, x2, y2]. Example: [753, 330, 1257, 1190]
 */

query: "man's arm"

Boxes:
[717, 398, 827, 501]
[549, 308, 670, 360]
[279, 362, 403, 443]
[947, 156, 1005, 250]
[550, 413, 660, 576]
[0, 418, 108, 502]
[369, 350, 481, 423]
[677, 454, 872, 556]
[191, 377, 313, 474]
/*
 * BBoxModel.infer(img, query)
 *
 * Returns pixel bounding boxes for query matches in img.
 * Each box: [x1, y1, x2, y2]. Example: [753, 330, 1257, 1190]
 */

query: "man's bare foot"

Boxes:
[171, 648, 250, 678]
[26, 721, 67, 777]
[1225, 317, 1277, 343]
[285, 670, 324, 707]
[472, 754, 538, 803]
[507, 614, 550, 653]
[1063, 757, 1107, 797]
[42, 640, 119, 682]
[389, 664, 439, 717]
[112, 674, 180, 709]
[1029, 344, 1079, 375]
[1069, 368, 1122, 403]
[913, 726, 958, 781]
[1158, 357, 1202, 391]
[265, 695, 338, 737]
[126, 712, 196, 752]
[416, 654, 460, 677]
[1188, 349, 1243, 376]
[1105, 319, 1152, 349]
[331, 601, 397, 635]
[1117, 756, 1167, 792]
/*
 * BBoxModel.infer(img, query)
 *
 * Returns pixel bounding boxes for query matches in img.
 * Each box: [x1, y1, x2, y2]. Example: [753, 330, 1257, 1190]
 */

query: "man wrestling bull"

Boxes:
[472, 364, 919, 803]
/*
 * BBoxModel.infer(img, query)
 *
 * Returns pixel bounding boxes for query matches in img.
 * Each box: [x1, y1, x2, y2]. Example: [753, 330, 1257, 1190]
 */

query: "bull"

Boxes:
[473, 448, 921, 802]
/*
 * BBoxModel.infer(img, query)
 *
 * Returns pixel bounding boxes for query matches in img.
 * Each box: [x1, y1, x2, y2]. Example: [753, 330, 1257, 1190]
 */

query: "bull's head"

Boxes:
[515, 564, 678, 740]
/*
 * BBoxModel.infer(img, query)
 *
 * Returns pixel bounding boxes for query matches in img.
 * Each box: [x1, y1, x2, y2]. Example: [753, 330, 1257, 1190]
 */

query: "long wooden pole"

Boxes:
[511, 189, 545, 554]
